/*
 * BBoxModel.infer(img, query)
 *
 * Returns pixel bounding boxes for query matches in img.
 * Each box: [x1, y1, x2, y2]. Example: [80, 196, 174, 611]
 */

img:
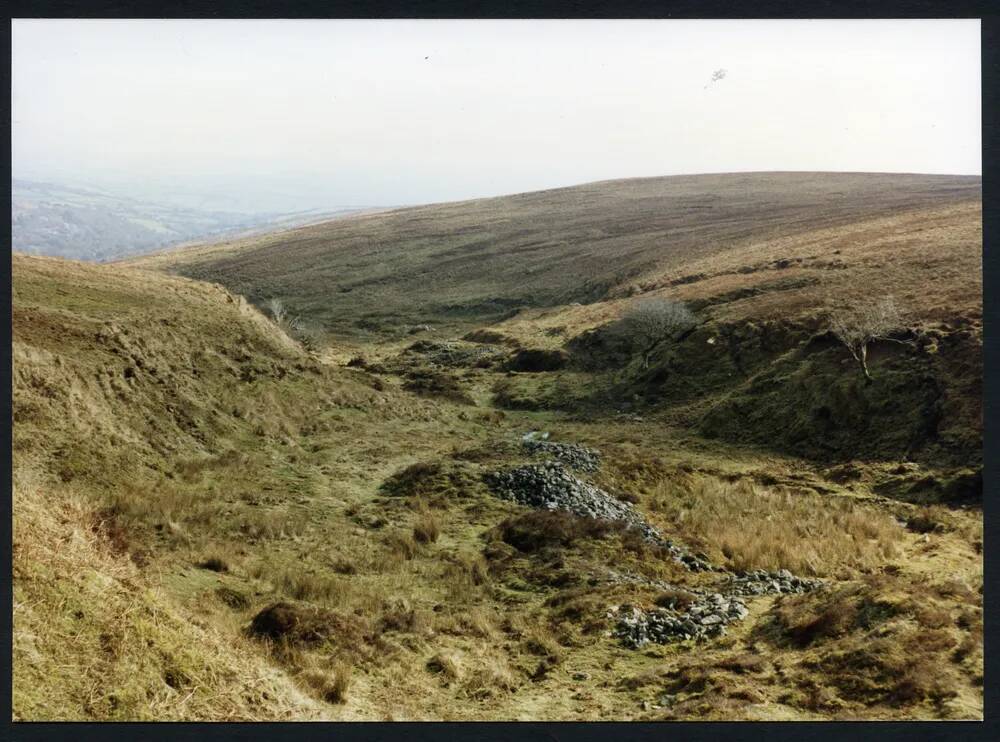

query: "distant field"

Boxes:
[133, 172, 981, 336]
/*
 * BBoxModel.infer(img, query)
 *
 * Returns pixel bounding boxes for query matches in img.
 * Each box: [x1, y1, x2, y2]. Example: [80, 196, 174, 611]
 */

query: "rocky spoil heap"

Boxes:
[727, 568, 824, 596]
[611, 592, 751, 647]
[483, 461, 712, 571]
[522, 438, 601, 473]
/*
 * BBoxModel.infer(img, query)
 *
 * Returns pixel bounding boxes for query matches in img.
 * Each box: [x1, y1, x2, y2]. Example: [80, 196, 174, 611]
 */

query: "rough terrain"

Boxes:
[14, 173, 983, 720]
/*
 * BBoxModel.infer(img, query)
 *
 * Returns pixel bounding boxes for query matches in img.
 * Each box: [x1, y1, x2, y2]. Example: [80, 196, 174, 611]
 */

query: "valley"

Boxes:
[13, 172, 984, 721]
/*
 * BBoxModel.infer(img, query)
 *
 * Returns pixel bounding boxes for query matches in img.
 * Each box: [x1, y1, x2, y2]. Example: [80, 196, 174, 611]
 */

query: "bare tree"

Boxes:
[267, 298, 287, 324]
[828, 296, 907, 381]
[616, 297, 697, 368]
[267, 298, 301, 333]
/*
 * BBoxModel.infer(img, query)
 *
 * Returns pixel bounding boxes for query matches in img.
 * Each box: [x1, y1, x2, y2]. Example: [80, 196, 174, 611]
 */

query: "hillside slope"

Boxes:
[132, 172, 981, 336]
[15, 171, 982, 721]
[13, 252, 984, 721]
[488, 199, 982, 469]
[12, 255, 337, 718]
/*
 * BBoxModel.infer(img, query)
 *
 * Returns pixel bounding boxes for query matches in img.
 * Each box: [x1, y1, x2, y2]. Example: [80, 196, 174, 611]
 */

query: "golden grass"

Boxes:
[12, 247, 982, 721]
[648, 473, 904, 576]
[12, 466, 322, 721]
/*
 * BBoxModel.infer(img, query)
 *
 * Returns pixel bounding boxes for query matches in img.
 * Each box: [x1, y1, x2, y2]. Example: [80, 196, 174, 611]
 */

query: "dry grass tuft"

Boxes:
[648, 473, 903, 575]
[13, 467, 322, 721]
[325, 660, 353, 704]
[277, 571, 341, 604]
[459, 652, 518, 700]
[412, 512, 441, 544]
[426, 652, 461, 681]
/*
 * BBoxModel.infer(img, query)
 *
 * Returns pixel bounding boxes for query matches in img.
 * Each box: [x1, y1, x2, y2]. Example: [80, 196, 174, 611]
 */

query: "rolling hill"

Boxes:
[133, 172, 981, 336]
[13, 178, 369, 262]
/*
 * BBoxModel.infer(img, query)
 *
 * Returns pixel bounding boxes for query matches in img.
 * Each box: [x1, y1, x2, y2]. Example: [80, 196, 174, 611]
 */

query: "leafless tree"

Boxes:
[267, 297, 301, 333]
[828, 296, 908, 381]
[617, 297, 697, 368]
[267, 298, 287, 325]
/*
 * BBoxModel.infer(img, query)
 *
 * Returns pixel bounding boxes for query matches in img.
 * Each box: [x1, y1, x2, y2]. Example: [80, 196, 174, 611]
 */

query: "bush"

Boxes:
[196, 556, 229, 573]
[496, 510, 621, 552]
[379, 460, 478, 501]
[614, 297, 697, 368]
[653, 589, 696, 611]
[426, 652, 461, 679]
[378, 599, 422, 633]
[247, 602, 363, 646]
[402, 368, 474, 404]
[215, 587, 250, 611]
[381, 462, 442, 496]
[506, 348, 569, 372]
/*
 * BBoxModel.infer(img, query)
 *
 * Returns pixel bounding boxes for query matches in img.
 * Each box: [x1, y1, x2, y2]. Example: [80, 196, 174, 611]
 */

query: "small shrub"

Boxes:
[331, 559, 357, 575]
[380, 461, 477, 501]
[614, 297, 697, 368]
[385, 532, 418, 561]
[247, 602, 362, 646]
[441, 552, 492, 602]
[215, 587, 250, 611]
[197, 556, 229, 573]
[653, 589, 695, 611]
[278, 571, 340, 603]
[378, 599, 422, 634]
[904, 506, 950, 534]
[460, 656, 517, 700]
[716, 652, 768, 675]
[496, 510, 621, 552]
[505, 348, 568, 373]
[403, 368, 474, 404]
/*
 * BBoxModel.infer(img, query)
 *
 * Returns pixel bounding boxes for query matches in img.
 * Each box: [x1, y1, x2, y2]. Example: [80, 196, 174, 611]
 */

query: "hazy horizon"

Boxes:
[13, 19, 981, 213]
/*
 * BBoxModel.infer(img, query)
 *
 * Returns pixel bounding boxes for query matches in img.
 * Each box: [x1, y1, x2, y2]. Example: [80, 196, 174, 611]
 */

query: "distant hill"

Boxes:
[135, 172, 982, 337]
[12, 178, 369, 262]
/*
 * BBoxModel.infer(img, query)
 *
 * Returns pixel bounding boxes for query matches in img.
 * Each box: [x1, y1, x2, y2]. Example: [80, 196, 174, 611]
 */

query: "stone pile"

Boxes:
[484, 461, 655, 535]
[611, 592, 751, 647]
[727, 568, 823, 596]
[483, 461, 712, 571]
[521, 438, 601, 473]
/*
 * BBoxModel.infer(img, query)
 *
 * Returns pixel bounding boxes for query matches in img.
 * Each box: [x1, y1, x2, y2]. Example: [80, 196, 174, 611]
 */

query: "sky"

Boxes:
[12, 19, 982, 213]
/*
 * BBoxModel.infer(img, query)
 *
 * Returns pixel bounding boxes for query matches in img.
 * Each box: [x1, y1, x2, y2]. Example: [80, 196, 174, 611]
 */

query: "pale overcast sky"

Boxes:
[12, 19, 981, 213]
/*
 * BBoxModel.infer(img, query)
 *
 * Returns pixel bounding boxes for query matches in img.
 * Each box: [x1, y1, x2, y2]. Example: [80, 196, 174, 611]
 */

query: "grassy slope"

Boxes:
[14, 172, 983, 721]
[488, 199, 982, 469]
[132, 173, 981, 336]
